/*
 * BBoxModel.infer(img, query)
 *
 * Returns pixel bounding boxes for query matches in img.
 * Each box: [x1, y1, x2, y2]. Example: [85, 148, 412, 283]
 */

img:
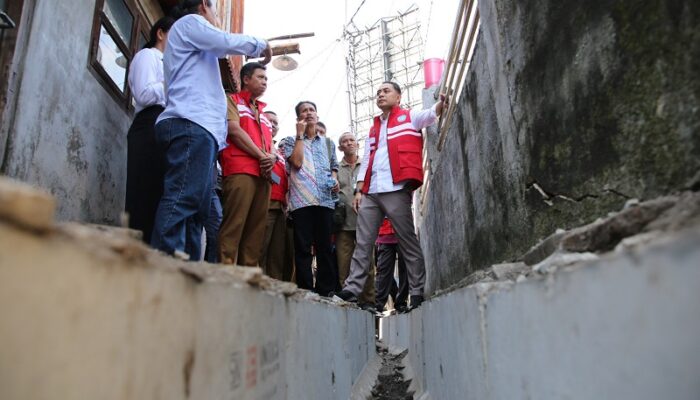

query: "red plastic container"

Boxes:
[423, 58, 445, 88]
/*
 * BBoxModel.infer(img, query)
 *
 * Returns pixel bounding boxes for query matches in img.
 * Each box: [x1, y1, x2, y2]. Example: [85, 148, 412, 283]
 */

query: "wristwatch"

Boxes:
[353, 188, 361, 195]
[296, 136, 303, 141]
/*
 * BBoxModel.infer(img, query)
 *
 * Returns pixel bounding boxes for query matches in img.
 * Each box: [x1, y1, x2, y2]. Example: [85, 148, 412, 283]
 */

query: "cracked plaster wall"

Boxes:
[1, 0, 131, 224]
[420, 0, 700, 293]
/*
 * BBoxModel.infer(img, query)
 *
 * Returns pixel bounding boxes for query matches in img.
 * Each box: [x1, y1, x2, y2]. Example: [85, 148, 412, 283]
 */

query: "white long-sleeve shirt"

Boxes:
[156, 14, 267, 150]
[128, 47, 166, 114]
[357, 105, 438, 194]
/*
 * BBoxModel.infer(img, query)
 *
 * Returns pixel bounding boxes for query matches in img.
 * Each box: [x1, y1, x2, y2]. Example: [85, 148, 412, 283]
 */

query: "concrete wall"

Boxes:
[419, 0, 700, 293]
[381, 228, 700, 399]
[0, 219, 375, 399]
[1, 0, 133, 224]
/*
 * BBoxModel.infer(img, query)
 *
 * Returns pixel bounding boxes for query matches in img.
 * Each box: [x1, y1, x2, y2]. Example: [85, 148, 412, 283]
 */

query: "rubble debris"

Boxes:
[491, 262, 529, 281]
[532, 251, 598, 274]
[369, 343, 413, 400]
[522, 229, 567, 266]
[88, 223, 142, 240]
[0, 176, 56, 232]
[561, 195, 678, 252]
[643, 191, 700, 233]
[442, 192, 700, 293]
[614, 231, 664, 252]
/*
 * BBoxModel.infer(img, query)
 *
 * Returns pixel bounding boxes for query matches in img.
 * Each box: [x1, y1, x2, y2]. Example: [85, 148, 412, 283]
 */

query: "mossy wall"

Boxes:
[420, 0, 699, 293]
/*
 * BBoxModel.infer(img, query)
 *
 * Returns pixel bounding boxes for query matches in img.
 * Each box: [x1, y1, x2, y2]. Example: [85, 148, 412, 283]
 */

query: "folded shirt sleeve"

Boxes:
[184, 16, 267, 59]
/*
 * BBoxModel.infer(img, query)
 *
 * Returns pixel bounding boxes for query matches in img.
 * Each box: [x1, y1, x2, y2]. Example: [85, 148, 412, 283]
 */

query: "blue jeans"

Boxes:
[204, 185, 223, 263]
[151, 118, 217, 261]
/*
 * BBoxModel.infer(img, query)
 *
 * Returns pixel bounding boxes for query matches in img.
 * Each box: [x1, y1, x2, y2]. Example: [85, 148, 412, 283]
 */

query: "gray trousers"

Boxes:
[343, 189, 425, 296]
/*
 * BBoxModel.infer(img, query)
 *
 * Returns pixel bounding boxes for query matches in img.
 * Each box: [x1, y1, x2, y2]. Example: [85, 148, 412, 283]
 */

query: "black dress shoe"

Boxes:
[409, 295, 424, 310]
[395, 303, 409, 313]
[331, 289, 358, 303]
[359, 303, 378, 314]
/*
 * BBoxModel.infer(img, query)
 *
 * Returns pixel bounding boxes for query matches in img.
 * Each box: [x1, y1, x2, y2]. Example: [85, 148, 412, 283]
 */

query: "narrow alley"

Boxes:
[1, 0, 699, 399]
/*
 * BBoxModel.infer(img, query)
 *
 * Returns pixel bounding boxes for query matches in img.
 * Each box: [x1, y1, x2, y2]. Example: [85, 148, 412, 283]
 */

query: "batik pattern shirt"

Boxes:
[281, 135, 339, 211]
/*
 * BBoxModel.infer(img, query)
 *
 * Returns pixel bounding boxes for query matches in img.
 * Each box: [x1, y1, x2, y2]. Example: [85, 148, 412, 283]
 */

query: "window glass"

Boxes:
[103, 0, 133, 44]
[96, 24, 127, 92]
[138, 33, 148, 51]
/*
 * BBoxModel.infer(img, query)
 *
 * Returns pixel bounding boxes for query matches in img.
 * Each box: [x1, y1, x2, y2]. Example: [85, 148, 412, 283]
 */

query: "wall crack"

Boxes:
[526, 180, 632, 206]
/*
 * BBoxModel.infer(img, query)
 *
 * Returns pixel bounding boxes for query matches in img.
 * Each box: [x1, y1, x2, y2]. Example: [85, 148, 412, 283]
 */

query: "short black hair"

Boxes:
[295, 101, 317, 117]
[263, 110, 277, 116]
[316, 121, 326, 130]
[170, 0, 213, 19]
[240, 62, 266, 89]
[382, 81, 402, 95]
[144, 16, 175, 49]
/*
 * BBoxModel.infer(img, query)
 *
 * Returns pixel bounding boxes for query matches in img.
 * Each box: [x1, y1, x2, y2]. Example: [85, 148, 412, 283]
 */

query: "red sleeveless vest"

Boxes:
[270, 150, 288, 204]
[219, 90, 273, 177]
[362, 106, 424, 194]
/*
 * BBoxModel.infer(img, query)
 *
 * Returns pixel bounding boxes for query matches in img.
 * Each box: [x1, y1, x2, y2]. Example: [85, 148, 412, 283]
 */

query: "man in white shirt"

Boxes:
[150, 0, 271, 260]
[333, 82, 447, 309]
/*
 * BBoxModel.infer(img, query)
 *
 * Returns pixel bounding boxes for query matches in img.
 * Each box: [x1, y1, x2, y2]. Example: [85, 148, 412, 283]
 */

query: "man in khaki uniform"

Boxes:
[218, 62, 275, 265]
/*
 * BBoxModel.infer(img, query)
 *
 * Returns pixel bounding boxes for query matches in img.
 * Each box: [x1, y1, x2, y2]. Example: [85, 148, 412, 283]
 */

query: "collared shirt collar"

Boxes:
[303, 133, 322, 141]
[237, 89, 267, 110]
[379, 105, 401, 121]
[340, 156, 362, 167]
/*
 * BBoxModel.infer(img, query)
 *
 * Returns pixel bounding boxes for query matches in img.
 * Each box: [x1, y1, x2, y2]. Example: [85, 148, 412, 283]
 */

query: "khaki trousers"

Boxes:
[343, 189, 425, 296]
[336, 230, 375, 304]
[261, 201, 292, 280]
[218, 174, 270, 266]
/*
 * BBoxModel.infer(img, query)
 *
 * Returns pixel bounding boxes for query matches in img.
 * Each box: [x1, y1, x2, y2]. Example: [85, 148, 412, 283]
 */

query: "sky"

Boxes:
[244, 0, 458, 146]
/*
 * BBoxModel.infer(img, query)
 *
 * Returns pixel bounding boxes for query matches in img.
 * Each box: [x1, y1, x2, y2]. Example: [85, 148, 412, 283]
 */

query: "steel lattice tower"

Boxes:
[345, 4, 424, 141]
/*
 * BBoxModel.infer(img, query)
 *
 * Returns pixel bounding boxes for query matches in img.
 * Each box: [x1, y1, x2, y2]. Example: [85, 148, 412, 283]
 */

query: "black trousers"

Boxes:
[292, 206, 338, 296]
[125, 105, 165, 243]
[375, 243, 409, 310]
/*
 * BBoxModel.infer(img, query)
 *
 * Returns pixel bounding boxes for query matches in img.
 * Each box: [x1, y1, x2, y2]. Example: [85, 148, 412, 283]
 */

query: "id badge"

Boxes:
[271, 171, 281, 185]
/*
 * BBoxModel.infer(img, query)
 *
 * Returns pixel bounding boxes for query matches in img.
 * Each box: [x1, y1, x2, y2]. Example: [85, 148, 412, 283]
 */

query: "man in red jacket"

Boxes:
[260, 111, 292, 280]
[333, 81, 447, 309]
[218, 62, 276, 266]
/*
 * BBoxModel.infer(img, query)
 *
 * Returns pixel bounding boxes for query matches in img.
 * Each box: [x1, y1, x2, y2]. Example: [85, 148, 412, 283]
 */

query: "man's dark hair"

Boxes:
[294, 101, 317, 117]
[170, 0, 212, 20]
[144, 16, 175, 49]
[382, 81, 402, 95]
[263, 110, 277, 116]
[316, 121, 326, 130]
[240, 62, 266, 89]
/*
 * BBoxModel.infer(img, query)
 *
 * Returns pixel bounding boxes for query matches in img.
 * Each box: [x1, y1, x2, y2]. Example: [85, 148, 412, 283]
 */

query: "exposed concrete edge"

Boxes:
[349, 354, 383, 400]
[380, 226, 700, 399]
[0, 216, 376, 399]
[400, 349, 432, 400]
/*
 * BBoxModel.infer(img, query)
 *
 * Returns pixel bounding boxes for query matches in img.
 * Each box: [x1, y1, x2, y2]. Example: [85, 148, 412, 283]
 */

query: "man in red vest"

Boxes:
[218, 62, 276, 266]
[260, 110, 292, 281]
[333, 81, 447, 309]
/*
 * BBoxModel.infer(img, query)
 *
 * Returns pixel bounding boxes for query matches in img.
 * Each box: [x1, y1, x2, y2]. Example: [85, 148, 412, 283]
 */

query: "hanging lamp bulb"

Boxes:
[272, 55, 298, 71]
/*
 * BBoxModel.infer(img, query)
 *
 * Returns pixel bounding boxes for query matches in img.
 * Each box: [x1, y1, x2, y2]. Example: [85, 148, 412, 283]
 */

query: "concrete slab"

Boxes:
[382, 228, 700, 400]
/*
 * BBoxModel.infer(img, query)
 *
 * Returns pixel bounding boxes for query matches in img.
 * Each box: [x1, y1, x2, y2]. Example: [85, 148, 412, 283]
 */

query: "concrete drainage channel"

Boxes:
[2, 179, 700, 399]
[378, 226, 700, 399]
[0, 178, 378, 400]
[375, 191, 700, 399]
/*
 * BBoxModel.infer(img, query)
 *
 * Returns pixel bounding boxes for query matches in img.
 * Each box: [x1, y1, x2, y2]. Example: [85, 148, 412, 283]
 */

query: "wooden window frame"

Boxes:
[88, 0, 150, 111]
